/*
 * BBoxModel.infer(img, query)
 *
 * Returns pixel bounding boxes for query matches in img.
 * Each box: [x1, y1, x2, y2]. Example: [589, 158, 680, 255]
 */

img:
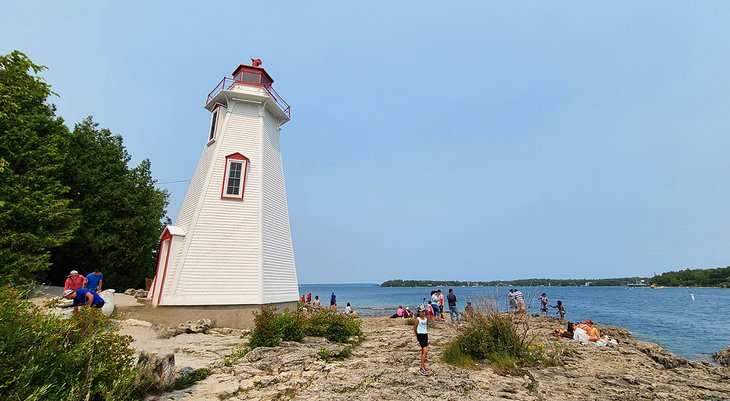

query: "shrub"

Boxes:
[442, 297, 545, 375]
[249, 306, 281, 348]
[174, 367, 211, 390]
[441, 341, 478, 369]
[275, 310, 304, 342]
[0, 286, 154, 400]
[303, 309, 362, 343]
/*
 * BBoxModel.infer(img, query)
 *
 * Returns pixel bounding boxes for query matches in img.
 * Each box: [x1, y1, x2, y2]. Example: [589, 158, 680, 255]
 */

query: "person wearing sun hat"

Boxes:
[63, 270, 85, 291]
[413, 307, 432, 375]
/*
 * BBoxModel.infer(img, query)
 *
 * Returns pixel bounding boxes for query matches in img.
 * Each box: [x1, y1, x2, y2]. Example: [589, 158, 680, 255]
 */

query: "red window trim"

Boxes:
[220, 152, 249, 201]
[152, 229, 173, 306]
[207, 104, 222, 145]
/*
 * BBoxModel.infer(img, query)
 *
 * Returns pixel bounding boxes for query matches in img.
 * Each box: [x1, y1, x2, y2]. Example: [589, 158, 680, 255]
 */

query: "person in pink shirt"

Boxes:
[63, 270, 85, 291]
[438, 290, 445, 321]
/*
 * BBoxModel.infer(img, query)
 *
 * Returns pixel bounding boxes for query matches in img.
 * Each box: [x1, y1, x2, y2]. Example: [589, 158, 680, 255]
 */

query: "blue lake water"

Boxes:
[299, 283, 730, 360]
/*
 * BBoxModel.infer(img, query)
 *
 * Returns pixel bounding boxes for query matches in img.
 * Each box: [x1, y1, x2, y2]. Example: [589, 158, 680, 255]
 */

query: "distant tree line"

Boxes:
[383, 266, 730, 288]
[380, 277, 652, 287]
[652, 266, 730, 288]
[0, 51, 169, 289]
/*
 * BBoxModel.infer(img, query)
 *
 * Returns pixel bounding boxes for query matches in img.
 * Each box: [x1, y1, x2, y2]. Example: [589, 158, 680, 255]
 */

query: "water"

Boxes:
[299, 283, 730, 360]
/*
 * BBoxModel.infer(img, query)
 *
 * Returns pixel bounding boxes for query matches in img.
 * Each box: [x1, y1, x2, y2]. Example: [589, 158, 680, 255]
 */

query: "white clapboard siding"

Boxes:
[262, 107, 298, 303]
[154, 82, 297, 306]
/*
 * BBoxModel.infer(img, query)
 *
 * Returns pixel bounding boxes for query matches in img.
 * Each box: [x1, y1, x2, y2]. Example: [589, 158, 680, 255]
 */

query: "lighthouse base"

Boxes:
[118, 301, 298, 329]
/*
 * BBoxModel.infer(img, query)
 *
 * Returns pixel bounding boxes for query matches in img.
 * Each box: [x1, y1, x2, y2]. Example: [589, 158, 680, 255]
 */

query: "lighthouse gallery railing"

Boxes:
[206, 77, 291, 118]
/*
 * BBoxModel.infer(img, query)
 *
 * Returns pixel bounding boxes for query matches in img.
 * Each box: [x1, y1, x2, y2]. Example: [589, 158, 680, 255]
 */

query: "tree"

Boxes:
[49, 118, 169, 289]
[0, 51, 80, 286]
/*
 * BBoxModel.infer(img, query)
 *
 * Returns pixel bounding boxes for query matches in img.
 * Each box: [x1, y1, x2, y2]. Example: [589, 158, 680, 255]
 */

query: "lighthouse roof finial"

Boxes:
[251, 58, 262, 67]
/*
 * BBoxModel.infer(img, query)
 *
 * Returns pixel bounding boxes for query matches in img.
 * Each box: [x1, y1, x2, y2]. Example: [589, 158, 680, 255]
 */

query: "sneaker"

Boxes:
[424, 367, 432, 373]
[419, 368, 429, 376]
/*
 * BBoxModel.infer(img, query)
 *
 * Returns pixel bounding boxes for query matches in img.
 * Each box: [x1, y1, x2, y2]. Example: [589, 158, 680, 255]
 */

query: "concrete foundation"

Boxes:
[117, 301, 298, 329]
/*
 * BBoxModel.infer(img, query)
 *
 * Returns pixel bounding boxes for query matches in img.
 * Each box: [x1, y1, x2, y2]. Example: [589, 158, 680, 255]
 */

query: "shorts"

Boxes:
[433, 304, 440, 316]
[330, 301, 336, 306]
[416, 333, 428, 348]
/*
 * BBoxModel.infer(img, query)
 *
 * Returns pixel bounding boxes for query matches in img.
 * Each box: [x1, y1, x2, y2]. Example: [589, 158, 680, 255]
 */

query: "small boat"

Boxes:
[650, 284, 664, 289]
[627, 279, 649, 287]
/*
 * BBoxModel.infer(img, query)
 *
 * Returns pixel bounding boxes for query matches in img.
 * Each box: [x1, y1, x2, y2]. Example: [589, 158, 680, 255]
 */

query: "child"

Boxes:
[551, 300, 565, 319]
[427, 301, 434, 318]
[539, 293, 549, 316]
[413, 308, 431, 375]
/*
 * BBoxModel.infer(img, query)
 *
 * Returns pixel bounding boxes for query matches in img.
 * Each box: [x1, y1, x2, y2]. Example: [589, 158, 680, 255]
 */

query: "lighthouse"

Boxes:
[146, 60, 298, 326]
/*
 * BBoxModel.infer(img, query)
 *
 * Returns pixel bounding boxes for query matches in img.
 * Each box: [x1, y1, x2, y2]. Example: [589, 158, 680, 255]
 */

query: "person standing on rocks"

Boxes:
[413, 308, 431, 375]
[438, 290, 445, 321]
[507, 289, 517, 312]
[447, 288, 461, 325]
[539, 293, 550, 316]
[514, 289, 525, 314]
[330, 292, 337, 311]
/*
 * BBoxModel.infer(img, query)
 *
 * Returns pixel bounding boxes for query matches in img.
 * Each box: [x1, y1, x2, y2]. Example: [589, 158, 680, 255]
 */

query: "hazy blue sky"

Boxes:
[3, 2, 730, 283]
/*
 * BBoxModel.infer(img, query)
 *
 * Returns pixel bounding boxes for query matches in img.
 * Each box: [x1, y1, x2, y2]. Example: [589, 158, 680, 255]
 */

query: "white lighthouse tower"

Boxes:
[147, 60, 298, 326]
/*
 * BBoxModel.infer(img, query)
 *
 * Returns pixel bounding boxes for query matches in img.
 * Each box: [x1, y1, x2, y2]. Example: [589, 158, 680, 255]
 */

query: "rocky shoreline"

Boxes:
[114, 307, 730, 401]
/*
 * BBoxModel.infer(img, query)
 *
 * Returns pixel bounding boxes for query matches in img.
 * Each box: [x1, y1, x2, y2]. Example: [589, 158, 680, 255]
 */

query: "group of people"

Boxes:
[506, 288, 526, 313]
[553, 319, 617, 346]
[60, 268, 105, 312]
[300, 292, 354, 316]
[538, 293, 566, 319]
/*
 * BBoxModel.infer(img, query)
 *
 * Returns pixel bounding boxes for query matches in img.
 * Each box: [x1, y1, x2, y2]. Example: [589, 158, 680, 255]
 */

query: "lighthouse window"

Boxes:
[208, 109, 219, 142]
[225, 161, 243, 196]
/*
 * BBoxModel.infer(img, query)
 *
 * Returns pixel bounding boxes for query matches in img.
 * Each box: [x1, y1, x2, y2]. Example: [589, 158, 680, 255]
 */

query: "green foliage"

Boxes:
[441, 340, 478, 369]
[174, 368, 211, 390]
[317, 347, 332, 361]
[442, 300, 551, 375]
[249, 306, 281, 348]
[50, 117, 169, 289]
[652, 266, 730, 288]
[275, 310, 304, 342]
[249, 307, 362, 351]
[0, 50, 168, 289]
[381, 277, 653, 287]
[0, 286, 153, 400]
[0, 51, 80, 286]
[302, 309, 362, 343]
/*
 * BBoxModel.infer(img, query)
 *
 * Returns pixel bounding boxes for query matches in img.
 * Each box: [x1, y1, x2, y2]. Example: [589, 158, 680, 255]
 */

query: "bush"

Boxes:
[442, 298, 545, 375]
[275, 310, 304, 342]
[302, 309, 362, 343]
[249, 306, 281, 348]
[0, 286, 154, 400]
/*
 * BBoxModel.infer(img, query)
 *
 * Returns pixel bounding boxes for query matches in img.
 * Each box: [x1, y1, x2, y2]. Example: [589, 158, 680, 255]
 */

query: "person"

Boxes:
[553, 321, 575, 339]
[307, 293, 312, 304]
[550, 300, 565, 319]
[513, 289, 525, 314]
[578, 319, 601, 339]
[539, 293, 550, 316]
[344, 302, 353, 316]
[301, 294, 306, 303]
[438, 290, 445, 321]
[391, 305, 405, 318]
[64, 270, 85, 291]
[313, 295, 321, 307]
[62, 288, 105, 314]
[413, 308, 431, 376]
[507, 289, 517, 312]
[330, 292, 337, 311]
[84, 269, 103, 292]
[447, 288, 461, 325]
[572, 321, 600, 343]
[430, 291, 440, 320]
[404, 306, 413, 318]
[426, 301, 434, 318]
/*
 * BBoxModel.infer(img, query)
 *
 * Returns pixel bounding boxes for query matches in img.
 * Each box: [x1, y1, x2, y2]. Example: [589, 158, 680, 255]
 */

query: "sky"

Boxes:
[3, 1, 730, 284]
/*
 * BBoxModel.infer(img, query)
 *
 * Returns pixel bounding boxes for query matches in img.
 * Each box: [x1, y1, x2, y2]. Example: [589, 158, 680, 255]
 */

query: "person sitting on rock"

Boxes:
[390, 305, 405, 318]
[578, 320, 601, 339]
[553, 321, 575, 339]
[344, 302, 353, 316]
[313, 295, 321, 307]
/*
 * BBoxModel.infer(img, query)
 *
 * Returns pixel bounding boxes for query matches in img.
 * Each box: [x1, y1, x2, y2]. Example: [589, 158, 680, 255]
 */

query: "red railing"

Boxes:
[206, 77, 291, 118]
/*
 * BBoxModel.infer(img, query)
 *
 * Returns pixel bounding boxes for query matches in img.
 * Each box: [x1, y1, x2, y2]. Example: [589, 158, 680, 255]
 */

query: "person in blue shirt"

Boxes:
[330, 292, 337, 311]
[62, 288, 105, 313]
[84, 269, 103, 292]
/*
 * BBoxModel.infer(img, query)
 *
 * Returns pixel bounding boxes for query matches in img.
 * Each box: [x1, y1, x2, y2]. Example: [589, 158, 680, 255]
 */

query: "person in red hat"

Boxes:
[64, 270, 85, 291]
